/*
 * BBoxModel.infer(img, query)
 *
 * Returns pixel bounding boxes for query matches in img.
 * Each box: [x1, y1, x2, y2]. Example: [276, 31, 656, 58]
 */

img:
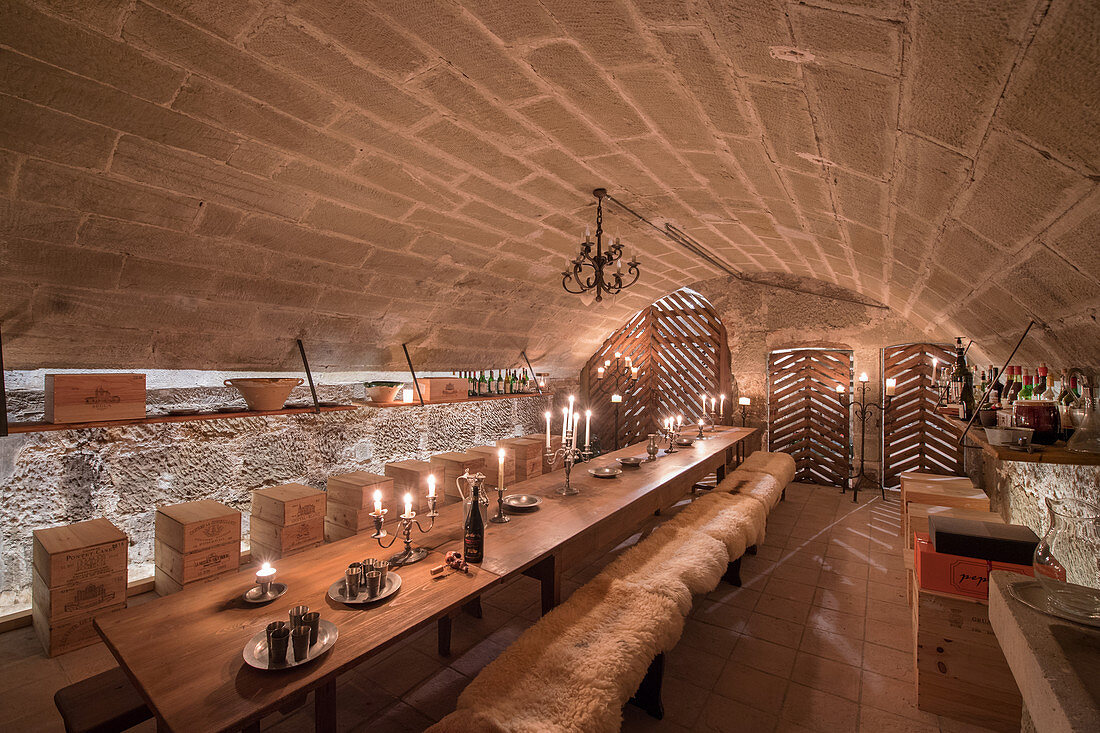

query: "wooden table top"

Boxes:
[425, 427, 755, 578]
[95, 539, 498, 732]
[95, 426, 755, 732]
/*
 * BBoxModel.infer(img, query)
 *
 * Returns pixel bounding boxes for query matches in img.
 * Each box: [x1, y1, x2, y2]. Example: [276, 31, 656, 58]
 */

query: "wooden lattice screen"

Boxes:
[581, 288, 730, 451]
[768, 349, 852, 487]
[881, 343, 964, 491]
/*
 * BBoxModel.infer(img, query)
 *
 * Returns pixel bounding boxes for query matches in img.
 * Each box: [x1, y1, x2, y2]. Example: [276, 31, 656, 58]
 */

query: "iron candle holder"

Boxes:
[841, 380, 892, 503]
[545, 429, 592, 496]
[373, 508, 434, 567]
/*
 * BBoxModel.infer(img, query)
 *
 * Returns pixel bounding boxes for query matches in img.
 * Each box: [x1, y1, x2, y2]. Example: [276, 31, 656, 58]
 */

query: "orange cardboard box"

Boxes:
[914, 532, 1040, 600]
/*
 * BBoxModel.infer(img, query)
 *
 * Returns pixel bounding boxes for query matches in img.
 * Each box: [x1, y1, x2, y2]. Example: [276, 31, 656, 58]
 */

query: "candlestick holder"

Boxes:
[659, 424, 680, 454]
[373, 508, 433, 566]
[842, 381, 892, 503]
[545, 429, 592, 496]
[426, 494, 438, 518]
[490, 479, 509, 523]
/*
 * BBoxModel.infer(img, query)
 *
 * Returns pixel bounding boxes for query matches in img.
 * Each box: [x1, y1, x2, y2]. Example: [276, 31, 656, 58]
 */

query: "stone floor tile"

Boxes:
[754, 592, 812, 625]
[862, 641, 914, 682]
[812, 587, 867, 617]
[401, 667, 471, 722]
[859, 705, 940, 733]
[789, 651, 862, 702]
[666, 643, 727, 688]
[805, 605, 866, 640]
[698, 691, 780, 732]
[779, 681, 860, 732]
[860, 670, 938, 724]
[733, 635, 798, 678]
[743, 611, 805, 648]
[714, 661, 790, 714]
[798, 626, 864, 666]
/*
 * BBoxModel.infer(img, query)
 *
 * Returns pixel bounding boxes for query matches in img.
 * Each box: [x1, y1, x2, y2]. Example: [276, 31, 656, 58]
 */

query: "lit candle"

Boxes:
[630, 366, 639, 380]
[604, 359, 611, 368]
[404, 492, 412, 517]
[427, 474, 436, 498]
[739, 396, 751, 406]
[585, 409, 591, 448]
[373, 489, 382, 514]
[625, 356, 631, 367]
[701, 393, 706, 416]
[711, 397, 716, 412]
[836, 385, 845, 393]
[498, 448, 506, 491]
[545, 411, 552, 448]
[597, 366, 605, 379]
[720, 394, 725, 415]
[859, 372, 869, 383]
[611, 393, 623, 403]
[568, 394, 575, 430]
[677, 414, 683, 427]
[614, 352, 622, 359]
[255, 562, 276, 584]
[885, 378, 897, 396]
[562, 407, 569, 442]
[572, 412, 580, 449]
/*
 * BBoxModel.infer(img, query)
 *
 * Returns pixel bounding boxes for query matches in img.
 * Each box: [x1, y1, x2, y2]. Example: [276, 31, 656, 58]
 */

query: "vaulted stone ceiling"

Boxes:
[1, 0, 1097, 372]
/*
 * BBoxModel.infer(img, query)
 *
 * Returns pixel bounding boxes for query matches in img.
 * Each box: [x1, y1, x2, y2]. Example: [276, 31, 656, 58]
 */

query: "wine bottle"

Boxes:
[1019, 373, 1033, 400]
[463, 480, 485, 563]
[478, 371, 487, 396]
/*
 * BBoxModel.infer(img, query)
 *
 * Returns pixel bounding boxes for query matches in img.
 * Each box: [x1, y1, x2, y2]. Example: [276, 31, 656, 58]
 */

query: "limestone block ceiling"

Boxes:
[0, 0, 1097, 371]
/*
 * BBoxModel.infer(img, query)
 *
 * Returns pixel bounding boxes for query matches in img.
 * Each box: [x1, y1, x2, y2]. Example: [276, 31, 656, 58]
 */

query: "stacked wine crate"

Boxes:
[430, 452, 486, 499]
[501, 437, 545, 481]
[32, 518, 128, 656]
[251, 484, 326, 559]
[469, 445, 515, 489]
[325, 472, 393, 542]
[385, 461, 437, 509]
[154, 500, 241, 596]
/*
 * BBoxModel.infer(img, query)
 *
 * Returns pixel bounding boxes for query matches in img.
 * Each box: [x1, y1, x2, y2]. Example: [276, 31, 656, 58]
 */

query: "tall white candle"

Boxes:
[711, 397, 716, 413]
[545, 411, 552, 448]
[701, 393, 706, 416]
[373, 489, 382, 514]
[427, 474, 436, 498]
[562, 407, 569, 442]
[403, 493, 412, 517]
[720, 394, 725, 416]
[584, 409, 591, 448]
[498, 448, 506, 491]
[568, 394, 575, 429]
[572, 412, 580, 449]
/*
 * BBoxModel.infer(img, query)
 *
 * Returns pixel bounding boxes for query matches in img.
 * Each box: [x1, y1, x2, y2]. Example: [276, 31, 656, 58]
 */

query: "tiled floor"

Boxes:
[0, 484, 1002, 732]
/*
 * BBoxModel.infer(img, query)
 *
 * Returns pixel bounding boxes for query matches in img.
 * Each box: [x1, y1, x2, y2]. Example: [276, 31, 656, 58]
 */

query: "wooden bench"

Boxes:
[54, 667, 151, 733]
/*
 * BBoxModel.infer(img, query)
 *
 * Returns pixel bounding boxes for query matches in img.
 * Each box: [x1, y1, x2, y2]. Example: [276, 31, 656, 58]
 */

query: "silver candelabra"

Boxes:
[545, 429, 592, 496]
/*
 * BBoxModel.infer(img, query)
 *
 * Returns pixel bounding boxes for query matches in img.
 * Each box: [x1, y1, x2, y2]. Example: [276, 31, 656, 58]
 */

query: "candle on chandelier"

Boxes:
[373, 489, 383, 514]
[403, 493, 413, 517]
[614, 352, 622, 359]
[711, 397, 716, 413]
[585, 409, 592, 449]
[859, 372, 869, 383]
[630, 366, 639, 380]
[885, 378, 897, 396]
[611, 393, 623, 403]
[427, 474, 436, 499]
[677, 414, 683, 427]
[625, 356, 631, 367]
[572, 412, 580, 449]
[720, 394, 726, 415]
[545, 411, 552, 448]
[739, 397, 751, 406]
[498, 448, 506, 491]
[700, 393, 706, 416]
[562, 407, 569, 442]
[604, 359, 611, 368]
[597, 366, 605, 379]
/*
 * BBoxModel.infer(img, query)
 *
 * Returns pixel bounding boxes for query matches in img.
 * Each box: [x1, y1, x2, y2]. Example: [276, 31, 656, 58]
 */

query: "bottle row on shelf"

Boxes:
[454, 370, 540, 397]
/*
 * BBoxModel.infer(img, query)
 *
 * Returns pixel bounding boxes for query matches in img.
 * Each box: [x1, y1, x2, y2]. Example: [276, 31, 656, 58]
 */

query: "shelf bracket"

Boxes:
[402, 343, 425, 406]
[0, 324, 7, 437]
[521, 350, 542, 394]
[296, 339, 321, 414]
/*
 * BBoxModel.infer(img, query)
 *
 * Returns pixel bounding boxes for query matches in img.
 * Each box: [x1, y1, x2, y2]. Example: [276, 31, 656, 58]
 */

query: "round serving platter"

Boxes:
[327, 572, 402, 605]
[589, 466, 623, 479]
[503, 494, 542, 512]
[243, 583, 288, 604]
[617, 457, 644, 468]
[242, 619, 338, 671]
[1007, 580, 1100, 629]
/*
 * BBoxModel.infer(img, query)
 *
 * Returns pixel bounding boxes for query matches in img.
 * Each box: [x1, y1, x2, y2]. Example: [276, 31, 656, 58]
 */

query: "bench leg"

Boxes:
[522, 554, 561, 615]
[722, 557, 742, 586]
[314, 680, 337, 733]
[716, 463, 726, 483]
[746, 544, 757, 555]
[462, 597, 483, 619]
[437, 615, 452, 657]
[628, 653, 665, 720]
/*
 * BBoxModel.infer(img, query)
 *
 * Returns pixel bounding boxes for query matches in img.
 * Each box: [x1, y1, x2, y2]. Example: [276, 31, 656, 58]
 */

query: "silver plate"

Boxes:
[327, 571, 402, 605]
[589, 466, 623, 479]
[243, 582, 288, 604]
[243, 619, 338, 671]
[617, 457, 644, 468]
[1007, 580, 1100, 628]
[503, 494, 543, 511]
[675, 437, 695, 446]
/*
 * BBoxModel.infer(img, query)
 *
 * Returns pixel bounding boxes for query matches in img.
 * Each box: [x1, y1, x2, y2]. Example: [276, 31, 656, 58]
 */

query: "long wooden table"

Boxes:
[95, 426, 755, 732]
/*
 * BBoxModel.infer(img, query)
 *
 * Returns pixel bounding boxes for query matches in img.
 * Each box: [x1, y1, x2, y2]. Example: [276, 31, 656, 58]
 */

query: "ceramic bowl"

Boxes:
[224, 378, 304, 411]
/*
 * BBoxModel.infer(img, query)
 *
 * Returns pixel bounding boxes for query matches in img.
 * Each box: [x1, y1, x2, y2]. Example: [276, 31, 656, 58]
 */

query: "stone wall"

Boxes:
[0, 392, 549, 611]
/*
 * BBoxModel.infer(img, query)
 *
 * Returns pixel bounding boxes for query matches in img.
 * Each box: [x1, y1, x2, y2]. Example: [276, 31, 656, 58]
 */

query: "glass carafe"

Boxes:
[1033, 497, 1100, 621]
[1066, 387, 1100, 453]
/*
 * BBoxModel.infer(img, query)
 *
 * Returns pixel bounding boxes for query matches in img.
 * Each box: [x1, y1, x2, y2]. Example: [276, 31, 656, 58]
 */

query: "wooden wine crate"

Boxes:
[544, 435, 564, 472]
[324, 520, 358, 543]
[412, 377, 468, 402]
[153, 567, 231, 597]
[155, 500, 241, 553]
[33, 518, 128, 588]
[915, 588, 1021, 732]
[325, 502, 376, 533]
[251, 483, 325, 526]
[153, 540, 240, 585]
[430, 452, 486, 499]
[468, 445, 516, 489]
[44, 373, 146, 424]
[500, 437, 545, 480]
[900, 473, 987, 540]
[250, 515, 324, 556]
[32, 568, 126, 623]
[326, 472, 394, 509]
[250, 539, 322, 561]
[33, 602, 125, 657]
[384, 460, 438, 511]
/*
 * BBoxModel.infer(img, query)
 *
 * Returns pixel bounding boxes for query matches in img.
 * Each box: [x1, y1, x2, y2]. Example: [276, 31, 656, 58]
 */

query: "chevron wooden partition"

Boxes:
[768, 349, 852, 487]
[881, 343, 964, 491]
[581, 288, 730, 451]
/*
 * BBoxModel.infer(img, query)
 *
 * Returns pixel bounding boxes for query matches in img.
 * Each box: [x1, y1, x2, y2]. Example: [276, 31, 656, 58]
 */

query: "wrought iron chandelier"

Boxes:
[562, 188, 640, 302]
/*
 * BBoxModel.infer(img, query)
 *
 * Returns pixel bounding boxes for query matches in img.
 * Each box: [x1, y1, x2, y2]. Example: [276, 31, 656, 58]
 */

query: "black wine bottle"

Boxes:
[463, 481, 485, 563]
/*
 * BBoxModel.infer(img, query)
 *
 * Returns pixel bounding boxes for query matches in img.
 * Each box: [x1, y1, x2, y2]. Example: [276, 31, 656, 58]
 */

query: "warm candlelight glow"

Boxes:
[373, 489, 383, 514]
[402, 387, 414, 403]
[836, 385, 846, 393]
[427, 474, 436, 498]
[256, 562, 275, 579]
[859, 372, 869, 383]
[404, 492, 412, 516]
[630, 366, 639, 379]
[604, 359, 611, 368]
[677, 414, 683, 426]
[614, 351, 622, 359]
[584, 409, 591, 448]
[597, 366, 605, 379]
[498, 448, 506, 490]
[739, 397, 751, 406]
[885, 378, 897, 396]
[545, 411, 552, 448]
[611, 393, 623, 403]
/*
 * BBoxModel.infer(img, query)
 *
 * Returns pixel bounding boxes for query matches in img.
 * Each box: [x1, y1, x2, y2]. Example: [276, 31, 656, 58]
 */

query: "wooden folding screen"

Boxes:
[581, 288, 730, 451]
[881, 343, 963, 491]
[768, 349, 852, 487]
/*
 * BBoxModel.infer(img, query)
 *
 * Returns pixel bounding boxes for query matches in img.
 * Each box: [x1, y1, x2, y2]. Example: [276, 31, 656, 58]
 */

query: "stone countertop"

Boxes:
[961, 420, 1100, 466]
[988, 571, 1100, 733]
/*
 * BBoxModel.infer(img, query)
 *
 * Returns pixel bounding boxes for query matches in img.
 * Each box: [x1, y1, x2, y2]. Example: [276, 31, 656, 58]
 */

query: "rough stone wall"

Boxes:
[0, 394, 548, 610]
[965, 444, 1100, 588]
[2, 0, 1098, 376]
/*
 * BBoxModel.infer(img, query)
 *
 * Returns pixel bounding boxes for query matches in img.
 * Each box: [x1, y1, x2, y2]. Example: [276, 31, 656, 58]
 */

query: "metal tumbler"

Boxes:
[302, 612, 320, 645]
[291, 625, 310, 661]
[374, 559, 389, 585]
[265, 620, 285, 647]
[268, 627, 290, 665]
[289, 605, 309, 628]
[344, 567, 361, 598]
[365, 569, 382, 597]
[348, 561, 363, 582]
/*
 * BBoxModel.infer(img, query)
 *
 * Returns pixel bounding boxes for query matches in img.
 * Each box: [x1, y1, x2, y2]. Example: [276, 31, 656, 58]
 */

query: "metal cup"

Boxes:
[302, 612, 320, 645]
[365, 569, 382, 597]
[289, 605, 309, 628]
[265, 620, 285, 648]
[374, 559, 389, 585]
[348, 561, 363, 582]
[344, 568, 361, 598]
[291, 625, 310, 661]
[268, 626, 290, 665]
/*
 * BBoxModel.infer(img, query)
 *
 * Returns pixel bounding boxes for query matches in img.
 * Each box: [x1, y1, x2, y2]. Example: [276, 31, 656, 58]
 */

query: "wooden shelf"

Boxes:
[7, 404, 358, 434]
[357, 392, 550, 408]
[960, 419, 1100, 466]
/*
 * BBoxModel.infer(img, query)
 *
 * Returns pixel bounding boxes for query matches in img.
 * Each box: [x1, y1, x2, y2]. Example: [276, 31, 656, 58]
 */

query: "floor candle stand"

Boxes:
[844, 379, 891, 503]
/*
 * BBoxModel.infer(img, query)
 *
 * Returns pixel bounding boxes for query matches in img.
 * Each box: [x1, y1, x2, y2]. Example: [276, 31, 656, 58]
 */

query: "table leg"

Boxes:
[716, 462, 726, 483]
[462, 598, 483, 619]
[522, 555, 561, 615]
[437, 614, 452, 657]
[314, 679, 336, 733]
